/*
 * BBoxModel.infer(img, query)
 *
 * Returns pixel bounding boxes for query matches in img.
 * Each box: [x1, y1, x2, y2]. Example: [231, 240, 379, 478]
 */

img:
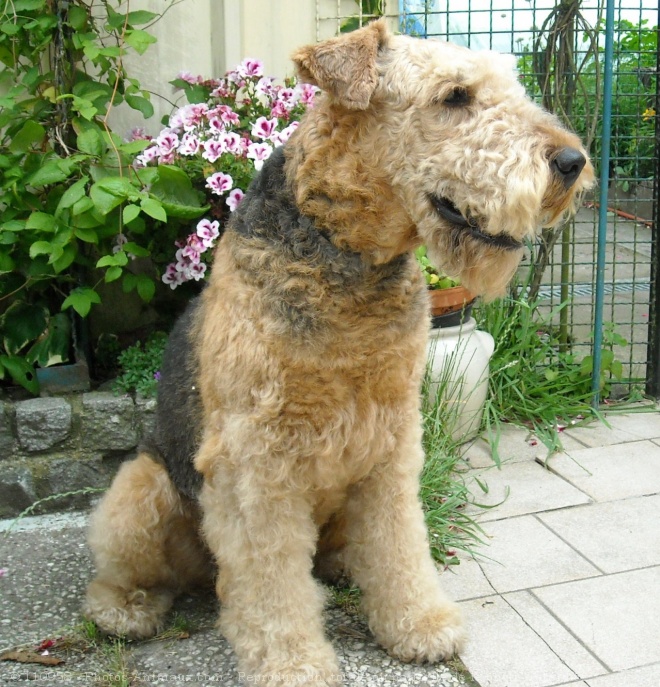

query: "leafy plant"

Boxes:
[0, 1, 198, 394]
[415, 245, 461, 290]
[113, 331, 167, 398]
[136, 65, 316, 288]
[475, 293, 627, 453]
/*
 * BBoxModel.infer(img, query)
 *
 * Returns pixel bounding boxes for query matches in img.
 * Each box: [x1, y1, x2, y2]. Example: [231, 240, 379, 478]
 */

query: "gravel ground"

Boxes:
[0, 512, 475, 687]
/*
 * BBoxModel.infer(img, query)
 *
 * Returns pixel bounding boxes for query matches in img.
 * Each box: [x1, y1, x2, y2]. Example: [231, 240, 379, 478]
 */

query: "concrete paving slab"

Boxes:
[599, 412, 660, 441]
[476, 516, 600, 594]
[540, 441, 660, 502]
[533, 567, 660, 672]
[461, 425, 588, 470]
[459, 595, 579, 687]
[439, 554, 495, 602]
[585, 662, 660, 686]
[563, 423, 644, 449]
[466, 461, 591, 522]
[539, 495, 660, 573]
[0, 512, 472, 687]
[503, 591, 608, 681]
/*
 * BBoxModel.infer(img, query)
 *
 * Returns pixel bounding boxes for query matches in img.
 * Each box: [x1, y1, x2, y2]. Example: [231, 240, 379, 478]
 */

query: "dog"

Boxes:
[84, 19, 594, 684]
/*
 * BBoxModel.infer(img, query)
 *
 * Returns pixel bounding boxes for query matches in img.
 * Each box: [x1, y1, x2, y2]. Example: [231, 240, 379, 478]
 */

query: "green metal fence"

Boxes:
[317, 0, 659, 402]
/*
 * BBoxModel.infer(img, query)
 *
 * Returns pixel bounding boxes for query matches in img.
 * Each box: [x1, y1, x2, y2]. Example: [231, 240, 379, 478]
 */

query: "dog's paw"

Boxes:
[84, 580, 174, 640]
[382, 604, 465, 664]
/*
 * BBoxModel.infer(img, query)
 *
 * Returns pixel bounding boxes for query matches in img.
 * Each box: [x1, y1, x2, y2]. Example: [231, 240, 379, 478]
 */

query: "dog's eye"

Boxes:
[443, 87, 471, 107]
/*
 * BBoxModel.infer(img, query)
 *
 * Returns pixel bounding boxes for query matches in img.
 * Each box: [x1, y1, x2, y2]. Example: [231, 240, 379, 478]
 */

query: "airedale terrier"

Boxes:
[84, 19, 593, 684]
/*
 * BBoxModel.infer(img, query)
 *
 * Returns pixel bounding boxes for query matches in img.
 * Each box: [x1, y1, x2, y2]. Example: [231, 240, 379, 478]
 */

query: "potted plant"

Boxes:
[416, 246, 494, 443]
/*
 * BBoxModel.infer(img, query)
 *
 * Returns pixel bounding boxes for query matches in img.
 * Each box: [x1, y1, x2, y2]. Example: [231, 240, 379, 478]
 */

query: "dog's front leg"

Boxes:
[342, 419, 465, 663]
[198, 441, 341, 685]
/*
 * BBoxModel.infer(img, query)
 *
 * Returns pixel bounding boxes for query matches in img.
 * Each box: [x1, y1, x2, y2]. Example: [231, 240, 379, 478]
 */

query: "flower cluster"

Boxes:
[133, 58, 317, 289]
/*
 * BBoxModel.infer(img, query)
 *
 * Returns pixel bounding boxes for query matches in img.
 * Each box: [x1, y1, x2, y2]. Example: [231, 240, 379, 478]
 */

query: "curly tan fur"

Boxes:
[84, 20, 593, 685]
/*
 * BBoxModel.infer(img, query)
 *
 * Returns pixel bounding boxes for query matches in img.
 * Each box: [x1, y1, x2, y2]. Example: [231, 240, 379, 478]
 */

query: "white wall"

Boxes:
[110, 0, 317, 137]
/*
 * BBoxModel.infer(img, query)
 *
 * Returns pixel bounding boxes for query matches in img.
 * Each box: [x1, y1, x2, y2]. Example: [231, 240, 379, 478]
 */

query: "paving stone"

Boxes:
[466, 460, 591, 522]
[599, 411, 660, 442]
[540, 440, 660, 502]
[533, 567, 660, 672]
[476, 516, 600, 593]
[81, 392, 137, 451]
[459, 595, 578, 687]
[15, 397, 71, 452]
[564, 420, 647, 448]
[539, 495, 660, 573]
[503, 591, 608, 680]
[586, 663, 660, 686]
[460, 424, 588, 470]
[438, 554, 494, 601]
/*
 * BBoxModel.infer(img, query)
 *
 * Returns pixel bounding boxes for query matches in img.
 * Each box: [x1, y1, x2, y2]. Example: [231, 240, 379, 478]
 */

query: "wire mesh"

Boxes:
[316, 0, 659, 398]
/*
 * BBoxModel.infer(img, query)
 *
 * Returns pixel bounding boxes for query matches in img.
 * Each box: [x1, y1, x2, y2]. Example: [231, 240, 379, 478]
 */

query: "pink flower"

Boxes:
[238, 58, 263, 78]
[277, 87, 298, 109]
[206, 172, 233, 195]
[270, 101, 289, 120]
[133, 145, 159, 168]
[226, 188, 245, 212]
[251, 117, 278, 141]
[212, 105, 240, 127]
[196, 218, 220, 248]
[202, 139, 226, 163]
[126, 126, 150, 142]
[208, 116, 225, 134]
[182, 235, 205, 262]
[273, 121, 299, 146]
[220, 132, 243, 155]
[189, 262, 207, 281]
[176, 71, 202, 85]
[156, 130, 179, 157]
[247, 142, 273, 171]
[162, 264, 185, 289]
[256, 77, 276, 99]
[297, 83, 318, 105]
[173, 103, 209, 131]
[178, 133, 201, 156]
[210, 80, 231, 98]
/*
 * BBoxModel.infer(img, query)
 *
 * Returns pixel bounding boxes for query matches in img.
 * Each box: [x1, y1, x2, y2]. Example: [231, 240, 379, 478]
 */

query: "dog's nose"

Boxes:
[551, 147, 587, 188]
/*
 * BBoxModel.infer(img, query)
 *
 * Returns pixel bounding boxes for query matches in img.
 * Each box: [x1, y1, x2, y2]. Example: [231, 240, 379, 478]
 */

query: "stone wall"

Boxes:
[0, 392, 156, 518]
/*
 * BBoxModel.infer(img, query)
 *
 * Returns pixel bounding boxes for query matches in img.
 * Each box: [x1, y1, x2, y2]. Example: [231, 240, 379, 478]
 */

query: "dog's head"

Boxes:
[291, 20, 594, 299]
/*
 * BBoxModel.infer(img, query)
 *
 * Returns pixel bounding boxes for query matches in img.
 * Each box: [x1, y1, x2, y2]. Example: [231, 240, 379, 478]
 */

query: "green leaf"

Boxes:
[29, 240, 54, 258]
[105, 265, 123, 283]
[26, 212, 57, 232]
[125, 94, 154, 119]
[27, 159, 71, 187]
[71, 196, 95, 216]
[149, 166, 207, 219]
[96, 176, 136, 197]
[51, 244, 76, 273]
[118, 139, 151, 155]
[68, 6, 88, 31]
[9, 120, 46, 154]
[1, 220, 26, 232]
[77, 128, 104, 157]
[123, 242, 149, 258]
[13, 0, 46, 11]
[136, 274, 156, 303]
[26, 313, 71, 367]
[140, 198, 167, 222]
[127, 10, 159, 25]
[61, 287, 101, 318]
[0, 355, 39, 395]
[0, 250, 15, 272]
[74, 226, 99, 244]
[1, 301, 48, 355]
[97, 251, 128, 268]
[90, 184, 125, 216]
[124, 29, 157, 55]
[1, 23, 23, 37]
[123, 203, 141, 225]
[56, 176, 89, 215]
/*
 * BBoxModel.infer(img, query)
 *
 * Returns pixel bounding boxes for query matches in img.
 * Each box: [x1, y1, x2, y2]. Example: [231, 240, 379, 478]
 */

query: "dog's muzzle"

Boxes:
[429, 195, 523, 251]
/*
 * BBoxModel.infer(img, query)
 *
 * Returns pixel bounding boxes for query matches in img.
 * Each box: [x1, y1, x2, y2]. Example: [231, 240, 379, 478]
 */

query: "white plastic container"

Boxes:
[425, 317, 495, 443]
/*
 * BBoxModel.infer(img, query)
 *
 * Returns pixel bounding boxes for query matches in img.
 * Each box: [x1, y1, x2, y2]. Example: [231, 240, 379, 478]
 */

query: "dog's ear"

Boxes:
[291, 19, 389, 110]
